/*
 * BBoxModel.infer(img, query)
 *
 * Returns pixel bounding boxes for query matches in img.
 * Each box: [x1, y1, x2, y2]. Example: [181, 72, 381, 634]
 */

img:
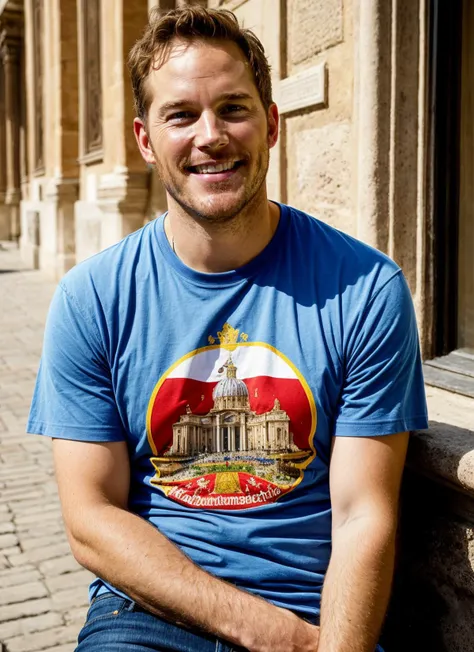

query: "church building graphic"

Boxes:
[169, 355, 294, 456]
[146, 323, 317, 510]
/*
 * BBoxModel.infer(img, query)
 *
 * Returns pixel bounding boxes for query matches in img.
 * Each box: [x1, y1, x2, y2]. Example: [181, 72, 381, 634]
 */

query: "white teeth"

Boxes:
[193, 161, 237, 174]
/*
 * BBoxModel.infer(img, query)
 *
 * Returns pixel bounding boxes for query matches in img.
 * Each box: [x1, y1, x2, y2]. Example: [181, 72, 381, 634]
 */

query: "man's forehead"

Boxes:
[156, 37, 249, 70]
[147, 38, 256, 97]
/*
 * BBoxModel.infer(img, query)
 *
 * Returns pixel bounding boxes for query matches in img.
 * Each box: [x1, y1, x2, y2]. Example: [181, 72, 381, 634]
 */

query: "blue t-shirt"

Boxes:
[27, 203, 428, 621]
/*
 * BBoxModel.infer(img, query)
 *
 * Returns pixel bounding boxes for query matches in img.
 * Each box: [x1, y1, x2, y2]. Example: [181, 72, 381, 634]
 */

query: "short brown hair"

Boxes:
[128, 5, 273, 122]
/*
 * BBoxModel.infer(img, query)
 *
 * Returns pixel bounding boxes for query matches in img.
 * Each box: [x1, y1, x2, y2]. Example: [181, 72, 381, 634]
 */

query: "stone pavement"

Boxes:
[0, 243, 93, 652]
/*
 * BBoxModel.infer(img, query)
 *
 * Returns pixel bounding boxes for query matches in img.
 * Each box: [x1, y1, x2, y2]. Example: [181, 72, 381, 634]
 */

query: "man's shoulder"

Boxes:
[283, 204, 401, 288]
[60, 218, 157, 299]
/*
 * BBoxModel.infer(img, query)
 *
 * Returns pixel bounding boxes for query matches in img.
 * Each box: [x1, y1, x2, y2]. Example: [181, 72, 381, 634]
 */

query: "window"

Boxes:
[423, 0, 474, 398]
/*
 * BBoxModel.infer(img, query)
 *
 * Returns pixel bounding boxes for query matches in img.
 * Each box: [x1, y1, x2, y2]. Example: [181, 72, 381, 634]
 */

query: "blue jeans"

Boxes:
[76, 592, 385, 651]
[76, 593, 243, 651]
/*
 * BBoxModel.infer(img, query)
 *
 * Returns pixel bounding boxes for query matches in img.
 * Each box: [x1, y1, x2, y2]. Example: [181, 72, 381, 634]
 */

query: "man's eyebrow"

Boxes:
[219, 92, 254, 102]
[156, 93, 255, 117]
[157, 101, 189, 117]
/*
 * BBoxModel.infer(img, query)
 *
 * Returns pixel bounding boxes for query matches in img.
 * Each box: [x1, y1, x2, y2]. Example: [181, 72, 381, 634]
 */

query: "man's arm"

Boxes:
[52, 438, 319, 652]
[317, 432, 409, 652]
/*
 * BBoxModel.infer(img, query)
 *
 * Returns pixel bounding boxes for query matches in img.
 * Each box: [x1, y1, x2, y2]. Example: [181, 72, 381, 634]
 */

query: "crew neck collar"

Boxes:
[154, 202, 289, 288]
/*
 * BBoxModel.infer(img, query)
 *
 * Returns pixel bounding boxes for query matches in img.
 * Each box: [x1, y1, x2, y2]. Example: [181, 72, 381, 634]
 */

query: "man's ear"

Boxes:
[267, 103, 279, 149]
[133, 118, 156, 165]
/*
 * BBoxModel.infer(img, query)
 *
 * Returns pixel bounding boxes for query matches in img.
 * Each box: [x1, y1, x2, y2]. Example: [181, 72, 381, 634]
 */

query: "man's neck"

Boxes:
[164, 195, 280, 273]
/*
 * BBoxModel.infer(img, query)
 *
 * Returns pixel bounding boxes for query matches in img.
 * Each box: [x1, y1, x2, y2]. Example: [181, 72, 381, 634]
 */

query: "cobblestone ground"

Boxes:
[0, 243, 92, 652]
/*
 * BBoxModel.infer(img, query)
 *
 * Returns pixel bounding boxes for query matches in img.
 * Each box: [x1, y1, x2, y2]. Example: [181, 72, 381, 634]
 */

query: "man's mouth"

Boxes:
[186, 159, 245, 175]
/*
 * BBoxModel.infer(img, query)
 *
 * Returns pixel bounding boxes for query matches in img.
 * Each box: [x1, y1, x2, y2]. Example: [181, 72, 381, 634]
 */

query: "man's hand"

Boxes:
[240, 612, 318, 652]
[52, 438, 319, 652]
[317, 432, 409, 652]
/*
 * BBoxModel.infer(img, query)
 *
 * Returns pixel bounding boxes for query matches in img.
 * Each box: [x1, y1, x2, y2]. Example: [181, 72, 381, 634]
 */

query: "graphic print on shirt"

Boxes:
[146, 323, 317, 510]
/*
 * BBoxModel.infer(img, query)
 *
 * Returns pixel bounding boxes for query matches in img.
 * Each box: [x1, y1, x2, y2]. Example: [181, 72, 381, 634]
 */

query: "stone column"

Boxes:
[1, 34, 22, 240]
[0, 60, 8, 240]
[355, 0, 392, 253]
[216, 416, 221, 453]
[241, 415, 247, 451]
[354, 0, 431, 353]
[42, 178, 79, 278]
[97, 168, 149, 250]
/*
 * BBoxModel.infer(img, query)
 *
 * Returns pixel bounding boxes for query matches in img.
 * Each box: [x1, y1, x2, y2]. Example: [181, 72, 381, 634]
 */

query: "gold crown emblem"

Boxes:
[208, 322, 248, 350]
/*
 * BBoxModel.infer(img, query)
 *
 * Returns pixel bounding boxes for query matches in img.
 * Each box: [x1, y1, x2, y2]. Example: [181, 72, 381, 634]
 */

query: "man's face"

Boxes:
[134, 39, 279, 223]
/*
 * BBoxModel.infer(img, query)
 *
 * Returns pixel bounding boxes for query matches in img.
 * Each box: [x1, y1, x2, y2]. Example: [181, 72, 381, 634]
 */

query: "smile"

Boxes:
[187, 160, 244, 175]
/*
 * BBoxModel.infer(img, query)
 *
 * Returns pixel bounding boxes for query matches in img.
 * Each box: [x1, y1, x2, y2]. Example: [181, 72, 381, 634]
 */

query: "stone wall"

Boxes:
[285, 0, 354, 233]
[380, 389, 474, 652]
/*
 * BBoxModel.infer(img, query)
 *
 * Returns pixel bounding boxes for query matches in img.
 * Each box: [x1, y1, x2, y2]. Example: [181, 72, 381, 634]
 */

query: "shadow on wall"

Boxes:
[382, 422, 474, 652]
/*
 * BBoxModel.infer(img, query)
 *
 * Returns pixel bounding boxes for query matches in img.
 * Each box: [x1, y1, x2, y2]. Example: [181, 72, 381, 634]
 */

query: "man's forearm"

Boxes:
[68, 502, 319, 652]
[317, 516, 396, 652]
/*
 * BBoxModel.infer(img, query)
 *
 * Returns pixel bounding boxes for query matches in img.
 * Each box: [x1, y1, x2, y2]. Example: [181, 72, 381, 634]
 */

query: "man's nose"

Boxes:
[193, 112, 229, 150]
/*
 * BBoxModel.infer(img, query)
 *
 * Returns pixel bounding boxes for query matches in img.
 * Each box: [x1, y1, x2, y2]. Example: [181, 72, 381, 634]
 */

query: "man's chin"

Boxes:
[189, 209, 241, 224]
[180, 196, 249, 224]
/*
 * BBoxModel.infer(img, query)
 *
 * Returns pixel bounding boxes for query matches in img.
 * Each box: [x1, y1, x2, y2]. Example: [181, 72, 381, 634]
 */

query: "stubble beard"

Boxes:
[153, 145, 270, 229]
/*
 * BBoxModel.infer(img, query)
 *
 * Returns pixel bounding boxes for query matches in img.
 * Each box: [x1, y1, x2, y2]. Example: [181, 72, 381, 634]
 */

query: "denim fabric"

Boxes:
[75, 593, 240, 652]
[76, 592, 385, 652]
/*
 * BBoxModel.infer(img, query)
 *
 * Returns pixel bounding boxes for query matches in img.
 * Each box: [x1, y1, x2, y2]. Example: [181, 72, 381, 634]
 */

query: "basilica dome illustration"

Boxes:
[169, 355, 294, 456]
[212, 357, 250, 411]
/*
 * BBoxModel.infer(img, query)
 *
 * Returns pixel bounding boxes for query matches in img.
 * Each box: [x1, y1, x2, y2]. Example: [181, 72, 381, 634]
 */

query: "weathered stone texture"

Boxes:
[0, 611, 62, 641]
[383, 473, 474, 652]
[288, 0, 343, 66]
[232, 0, 282, 74]
[73, 200, 102, 264]
[39, 556, 83, 578]
[6, 624, 78, 652]
[287, 120, 353, 233]
[0, 598, 53, 624]
[382, 383, 474, 651]
[0, 581, 48, 607]
[45, 570, 94, 594]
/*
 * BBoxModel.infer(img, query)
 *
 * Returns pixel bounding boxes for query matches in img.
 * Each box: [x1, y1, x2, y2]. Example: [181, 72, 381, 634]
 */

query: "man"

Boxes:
[27, 6, 428, 652]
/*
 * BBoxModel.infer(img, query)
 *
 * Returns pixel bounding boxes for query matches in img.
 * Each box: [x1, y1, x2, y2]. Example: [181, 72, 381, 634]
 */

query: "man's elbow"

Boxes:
[332, 507, 399, 549]
[61, 520, 97, 571]
[61, 504, 113, 572]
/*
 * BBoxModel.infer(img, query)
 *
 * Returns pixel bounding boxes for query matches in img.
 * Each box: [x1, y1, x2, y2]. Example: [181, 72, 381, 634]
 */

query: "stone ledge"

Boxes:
[408, 421, 474, 499]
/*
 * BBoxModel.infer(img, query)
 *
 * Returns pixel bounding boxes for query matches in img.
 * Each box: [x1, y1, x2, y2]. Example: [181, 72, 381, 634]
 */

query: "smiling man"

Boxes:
[27, 6, 428, 652]
[145, 44, 274, 225]
[133, 28, 280, 273]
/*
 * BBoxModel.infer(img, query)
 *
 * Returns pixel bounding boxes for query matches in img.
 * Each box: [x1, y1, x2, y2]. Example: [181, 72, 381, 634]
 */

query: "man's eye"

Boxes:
[169, 111, 194, 121]
[222, 104, 247, 114]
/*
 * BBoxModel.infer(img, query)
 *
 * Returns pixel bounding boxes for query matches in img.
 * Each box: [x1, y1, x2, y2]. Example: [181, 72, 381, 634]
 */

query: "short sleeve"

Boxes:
[27, 282, 126, 442]
[334, 270, 428, 436]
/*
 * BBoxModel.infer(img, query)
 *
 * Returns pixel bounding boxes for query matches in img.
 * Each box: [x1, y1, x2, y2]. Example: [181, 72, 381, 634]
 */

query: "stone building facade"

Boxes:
[0, 0, 473, 650]
[170, 357, 292, 456]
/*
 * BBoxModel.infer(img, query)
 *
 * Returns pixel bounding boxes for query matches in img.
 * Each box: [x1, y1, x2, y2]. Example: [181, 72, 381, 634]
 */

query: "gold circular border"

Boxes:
[146, 342, 317, 495]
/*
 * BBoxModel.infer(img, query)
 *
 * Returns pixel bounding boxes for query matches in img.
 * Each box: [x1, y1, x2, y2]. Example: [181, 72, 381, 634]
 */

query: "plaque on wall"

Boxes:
[275, 63, 327, 115]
